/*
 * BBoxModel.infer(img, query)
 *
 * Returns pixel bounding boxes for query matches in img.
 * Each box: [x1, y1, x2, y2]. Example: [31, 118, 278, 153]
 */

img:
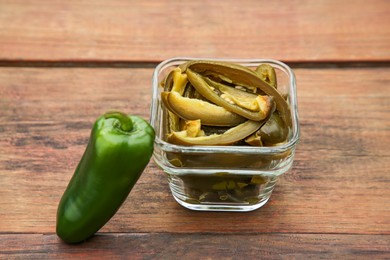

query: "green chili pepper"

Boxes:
[56, 111, 155, 244]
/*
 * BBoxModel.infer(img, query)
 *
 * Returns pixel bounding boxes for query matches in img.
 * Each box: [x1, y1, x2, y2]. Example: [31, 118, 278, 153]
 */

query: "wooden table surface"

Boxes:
[1, 0, 389, 259]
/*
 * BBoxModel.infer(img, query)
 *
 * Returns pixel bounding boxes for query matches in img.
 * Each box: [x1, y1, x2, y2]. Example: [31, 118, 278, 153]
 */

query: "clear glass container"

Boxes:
[150, 58, 300, 212]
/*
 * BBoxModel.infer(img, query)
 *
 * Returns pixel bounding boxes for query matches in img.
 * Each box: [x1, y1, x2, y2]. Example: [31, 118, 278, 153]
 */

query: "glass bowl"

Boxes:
[150, 57, 300, 212]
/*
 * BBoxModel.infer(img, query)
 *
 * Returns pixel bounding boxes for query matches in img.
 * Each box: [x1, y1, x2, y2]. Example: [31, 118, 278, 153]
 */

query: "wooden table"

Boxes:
[1, 1, 389, 259]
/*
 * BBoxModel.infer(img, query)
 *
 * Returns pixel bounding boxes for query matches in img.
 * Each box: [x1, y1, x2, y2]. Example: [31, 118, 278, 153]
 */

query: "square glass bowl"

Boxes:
[150, 58, 300, 212]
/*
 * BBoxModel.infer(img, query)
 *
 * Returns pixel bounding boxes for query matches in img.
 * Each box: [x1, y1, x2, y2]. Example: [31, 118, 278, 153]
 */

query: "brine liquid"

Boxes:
[167, 173, 278, 211]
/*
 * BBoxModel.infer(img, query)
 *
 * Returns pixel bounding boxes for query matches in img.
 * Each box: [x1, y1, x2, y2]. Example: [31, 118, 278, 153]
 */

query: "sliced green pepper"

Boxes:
[167, 119, 263, 145]
[258, 111, 288, 145]
[161, 91, 246, 126]
[183, 60, 292, 127]
[203, 76, 272, 112]
[186, 69, 274, 121]
[163, 67, 187, 133]
[56, 111, 155, 243]
[255, 64, 277, 89]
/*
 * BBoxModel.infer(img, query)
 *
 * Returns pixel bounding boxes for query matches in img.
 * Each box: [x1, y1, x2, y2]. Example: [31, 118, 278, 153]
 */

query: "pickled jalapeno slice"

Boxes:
[160, 60, 291, 147]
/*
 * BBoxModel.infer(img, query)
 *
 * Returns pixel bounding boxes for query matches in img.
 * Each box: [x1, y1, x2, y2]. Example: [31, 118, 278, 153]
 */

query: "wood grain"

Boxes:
[0, 67, 389, 236]
[1, 0, 389, 257]
[1, 233, 389, 259]
[0, 0, 389, 62]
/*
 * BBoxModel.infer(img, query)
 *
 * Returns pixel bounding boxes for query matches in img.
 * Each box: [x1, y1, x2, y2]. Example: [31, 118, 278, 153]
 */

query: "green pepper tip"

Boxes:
[104, 111, 133, 132]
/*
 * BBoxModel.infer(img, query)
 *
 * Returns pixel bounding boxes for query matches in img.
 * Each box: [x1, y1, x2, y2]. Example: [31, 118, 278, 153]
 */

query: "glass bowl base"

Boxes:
[167, 173, 277, 212]
[171, 192, 272, 212]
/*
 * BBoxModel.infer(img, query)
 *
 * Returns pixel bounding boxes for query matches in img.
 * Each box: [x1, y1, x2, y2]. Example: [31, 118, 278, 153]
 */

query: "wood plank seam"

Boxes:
[1, 61, 390, 69]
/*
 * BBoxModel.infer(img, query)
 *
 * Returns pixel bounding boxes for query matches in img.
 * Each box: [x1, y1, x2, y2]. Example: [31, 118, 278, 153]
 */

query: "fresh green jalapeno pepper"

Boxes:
[56, 111, 155, 244]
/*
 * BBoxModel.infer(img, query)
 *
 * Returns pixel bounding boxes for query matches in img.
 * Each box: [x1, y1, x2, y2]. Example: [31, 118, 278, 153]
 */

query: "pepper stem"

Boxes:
[104, 111, 133, 132]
